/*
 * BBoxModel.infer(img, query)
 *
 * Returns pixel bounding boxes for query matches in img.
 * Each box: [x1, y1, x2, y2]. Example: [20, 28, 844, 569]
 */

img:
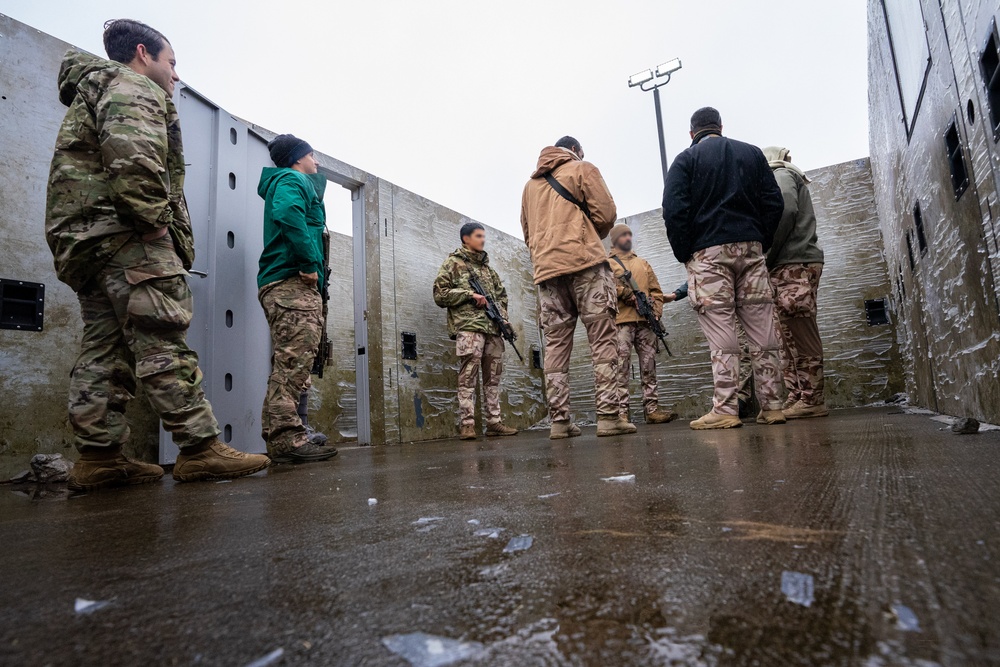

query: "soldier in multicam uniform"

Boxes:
[662, 108, 787, 429]
[763, 147, 829, 419]
[521, 136, 636, 438]
[257, 134, 339, 463]
[608, 224, 676, 425]
[433, 223, 520, 440]
[45, 20, 270, 491]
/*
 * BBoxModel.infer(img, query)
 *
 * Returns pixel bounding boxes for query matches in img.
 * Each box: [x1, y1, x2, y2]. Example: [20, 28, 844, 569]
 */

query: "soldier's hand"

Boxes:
[663, 293, 677, 303]
[300, 271, 319, 287]
[471, 293, 488, 308]
[626, 295, 637, 307]
[141, 227, 169, 242]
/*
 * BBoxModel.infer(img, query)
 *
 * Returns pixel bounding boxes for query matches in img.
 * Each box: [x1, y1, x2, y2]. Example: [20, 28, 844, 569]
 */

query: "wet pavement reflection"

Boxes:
[0, 408, 998, 665]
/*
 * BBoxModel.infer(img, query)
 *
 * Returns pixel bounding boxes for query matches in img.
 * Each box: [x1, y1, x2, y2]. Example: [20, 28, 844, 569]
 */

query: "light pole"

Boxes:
[628, 58, 683, 184]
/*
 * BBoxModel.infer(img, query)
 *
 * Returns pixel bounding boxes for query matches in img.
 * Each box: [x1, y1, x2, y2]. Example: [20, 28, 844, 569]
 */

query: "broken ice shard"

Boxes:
[781, 571, 815, 607]
[891, 603, 921, 632]
[412, 517, 443, 525]
[601, 473, 635, 482]
[503, 535, 533, 553]
[74, 598, 110, 614]
[381, 632, 484, 667]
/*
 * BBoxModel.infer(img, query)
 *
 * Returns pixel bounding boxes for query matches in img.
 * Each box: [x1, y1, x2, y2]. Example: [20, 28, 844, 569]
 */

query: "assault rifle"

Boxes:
[468, 271, 524, 363]
[610, 256, 672, 356]
[311, 228, 333, 377]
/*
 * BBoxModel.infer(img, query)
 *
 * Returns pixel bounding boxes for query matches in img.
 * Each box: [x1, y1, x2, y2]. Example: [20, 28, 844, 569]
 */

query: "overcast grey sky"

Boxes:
[5, 1, 869, 239]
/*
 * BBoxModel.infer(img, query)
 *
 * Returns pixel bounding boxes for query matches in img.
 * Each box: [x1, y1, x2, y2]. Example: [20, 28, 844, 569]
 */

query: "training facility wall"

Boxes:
[565, 158, 904, 422]
[868, 0, 1000, 423]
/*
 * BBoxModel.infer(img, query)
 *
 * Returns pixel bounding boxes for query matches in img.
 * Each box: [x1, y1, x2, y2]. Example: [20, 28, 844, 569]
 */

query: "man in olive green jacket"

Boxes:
[763, 147, 828, 419]
[45, 20, 270, 491]
[257, 134, 339, 463]
[433, 223, 518, 440]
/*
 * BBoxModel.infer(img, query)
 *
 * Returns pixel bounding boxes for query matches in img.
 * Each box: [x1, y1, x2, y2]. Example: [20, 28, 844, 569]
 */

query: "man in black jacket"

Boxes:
[662, 107, 786, 430]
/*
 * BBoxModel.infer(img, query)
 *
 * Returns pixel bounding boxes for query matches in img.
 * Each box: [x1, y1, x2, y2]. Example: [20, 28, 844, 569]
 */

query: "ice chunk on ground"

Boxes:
[74, 598, 110, 614]
[244, 647, 284, 667]
[412, 517, 443, 525]
[467, 519, 480, 525]
[891, 603, 920, 631]
[474, 528, 503, 538]
[381, 632, 484, 667]
[601, 473, 635, 483]
[503, 535, 533, 553]
[368, 498, 378, 506]
[781, 571, 815, 607]
[538, 492, 561, 498]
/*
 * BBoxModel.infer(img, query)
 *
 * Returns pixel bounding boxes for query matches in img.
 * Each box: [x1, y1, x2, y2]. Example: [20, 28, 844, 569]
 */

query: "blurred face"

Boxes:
[136, 41, 179, 96]
[464, 229, 486, 252]
[615, 232, 633, 252]
[293, 152, 320, 175]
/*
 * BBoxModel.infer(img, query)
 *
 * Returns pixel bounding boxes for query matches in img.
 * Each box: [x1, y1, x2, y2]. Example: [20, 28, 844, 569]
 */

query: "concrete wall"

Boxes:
[868, 0, 1000, 423]
[568, 158, 904, 422]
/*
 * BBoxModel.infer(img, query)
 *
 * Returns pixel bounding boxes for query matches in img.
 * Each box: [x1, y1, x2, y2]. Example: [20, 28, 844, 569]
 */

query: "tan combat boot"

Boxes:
[173, 438, 270, 483]
[486, 422, 518, 437]
[783, 402, 830, 420]
[689, 412, 742, 430]
[597, 416, 638, 437]
[459, 425, 478, 440]
[550, 421, 582, 440]
[756, 410, 787, 425]
[68, 448, 164, 492]
[645, 408, 676, 424]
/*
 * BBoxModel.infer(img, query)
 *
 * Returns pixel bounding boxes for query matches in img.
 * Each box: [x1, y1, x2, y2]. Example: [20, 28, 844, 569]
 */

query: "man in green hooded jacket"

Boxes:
[433, 223, 519, 440]
[45, 19, 270, 491]
[257, 134, 338, 463]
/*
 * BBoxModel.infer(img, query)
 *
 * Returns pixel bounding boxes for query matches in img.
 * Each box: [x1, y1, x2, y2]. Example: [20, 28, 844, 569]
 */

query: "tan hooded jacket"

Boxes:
[609, 249, 664, 324]
[520, 147, 617, 284]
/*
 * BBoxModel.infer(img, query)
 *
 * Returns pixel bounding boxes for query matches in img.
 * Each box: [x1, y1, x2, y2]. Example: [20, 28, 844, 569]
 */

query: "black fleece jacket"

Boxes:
[661, 134, 784, 264]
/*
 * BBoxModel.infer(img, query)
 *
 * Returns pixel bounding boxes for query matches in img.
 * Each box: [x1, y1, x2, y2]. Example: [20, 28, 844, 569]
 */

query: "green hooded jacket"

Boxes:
[257, 168, 327, 291]
[45, 51, 195, 291]
[432, 247, 508, 338]
[762, 147, 824, 268]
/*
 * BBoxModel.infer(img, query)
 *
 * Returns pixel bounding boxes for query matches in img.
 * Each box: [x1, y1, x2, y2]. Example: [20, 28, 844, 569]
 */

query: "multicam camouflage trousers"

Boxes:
[259, 277, 322, 455]
[686, 241, 783, 415]
[456, 331, 504, 426]
[770, 263, 825, 406]
[616, 323, 660, 417]
[68, 234, 220, 451]
[538, 263, 620, 421]
[735, 321, 754, 404]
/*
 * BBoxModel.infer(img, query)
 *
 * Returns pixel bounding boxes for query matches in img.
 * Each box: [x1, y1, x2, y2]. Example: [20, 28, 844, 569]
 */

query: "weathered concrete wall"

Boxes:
[868, 0, 1000, 423]
[373, 184, 546, 443]
[567, 158, 904, 422]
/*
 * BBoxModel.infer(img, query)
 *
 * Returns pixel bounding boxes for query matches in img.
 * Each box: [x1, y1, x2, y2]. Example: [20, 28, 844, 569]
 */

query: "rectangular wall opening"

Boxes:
[945, 119, 970, 199]
[913, 202, 928, 255]
[980, 19, 1000, 141]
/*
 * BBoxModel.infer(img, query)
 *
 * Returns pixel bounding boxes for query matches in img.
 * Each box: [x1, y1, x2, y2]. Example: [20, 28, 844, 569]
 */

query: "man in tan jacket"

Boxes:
[608, 224, 676, 425]
[521, 136, 635, 439]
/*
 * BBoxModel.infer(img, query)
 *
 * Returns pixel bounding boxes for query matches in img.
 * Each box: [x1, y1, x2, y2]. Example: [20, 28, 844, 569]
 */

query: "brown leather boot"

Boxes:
[172, 438, 270, 482]
[645, 408, 677, 424]
[459, 425, 478, 440]
[549, 421, 582, 440]
[485, 422, 518, 436]
[596, 416, 638, 436]
[68, 447, 164, 492]
[756, 410, 788, 425]
[783, 402, 830, 419]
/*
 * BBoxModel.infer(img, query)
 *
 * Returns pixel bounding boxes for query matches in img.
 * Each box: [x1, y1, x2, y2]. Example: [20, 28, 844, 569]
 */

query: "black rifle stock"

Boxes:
[610, 257, 673, 356]
[468, 272, 525, 363]
[311, 228, 333, 377]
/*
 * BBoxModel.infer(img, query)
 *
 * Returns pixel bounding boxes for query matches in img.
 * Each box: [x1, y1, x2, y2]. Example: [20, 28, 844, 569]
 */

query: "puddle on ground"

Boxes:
[381, 632, 484, 667]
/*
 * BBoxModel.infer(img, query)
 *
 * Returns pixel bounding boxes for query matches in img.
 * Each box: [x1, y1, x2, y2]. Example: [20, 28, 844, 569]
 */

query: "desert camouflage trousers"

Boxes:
[538, 263, 620, 421]
[686, 241, 783, 415]
[735, 321, 754, 403]
[68, 234, 219, 451]
[616, 323, 660, 416]
[771, 263, 825, 406]
[259, 278, 322, 455]
[456, 331, 504, 426]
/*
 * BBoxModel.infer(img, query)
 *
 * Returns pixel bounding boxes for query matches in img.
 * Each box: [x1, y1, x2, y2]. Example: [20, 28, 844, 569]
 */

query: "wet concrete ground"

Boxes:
[1, 407, 998, 666]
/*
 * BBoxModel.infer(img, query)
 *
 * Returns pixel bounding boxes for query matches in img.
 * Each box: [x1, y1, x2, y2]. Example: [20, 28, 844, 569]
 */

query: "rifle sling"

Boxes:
[610, 255, 644, 294]
[543, 173, 593, 223]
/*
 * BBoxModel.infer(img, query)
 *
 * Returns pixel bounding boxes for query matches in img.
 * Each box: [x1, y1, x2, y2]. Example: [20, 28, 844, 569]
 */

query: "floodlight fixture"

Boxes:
[628, 69, 655, 88]
[655, 58, 682, 77]
[626, 56, 683, 183]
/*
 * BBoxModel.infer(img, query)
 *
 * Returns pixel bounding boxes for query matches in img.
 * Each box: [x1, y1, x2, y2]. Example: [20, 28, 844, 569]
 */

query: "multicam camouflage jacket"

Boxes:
[45, 50, 195, 292]
[432, 247, 508, 338]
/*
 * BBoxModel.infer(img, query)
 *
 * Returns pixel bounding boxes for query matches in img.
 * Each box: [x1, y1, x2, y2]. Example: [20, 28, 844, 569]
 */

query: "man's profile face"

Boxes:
[464, 229, 486, 252]
[615, 232, 633, 252]
[294, 152, 320, 175]
[143, 41, 179, 96]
